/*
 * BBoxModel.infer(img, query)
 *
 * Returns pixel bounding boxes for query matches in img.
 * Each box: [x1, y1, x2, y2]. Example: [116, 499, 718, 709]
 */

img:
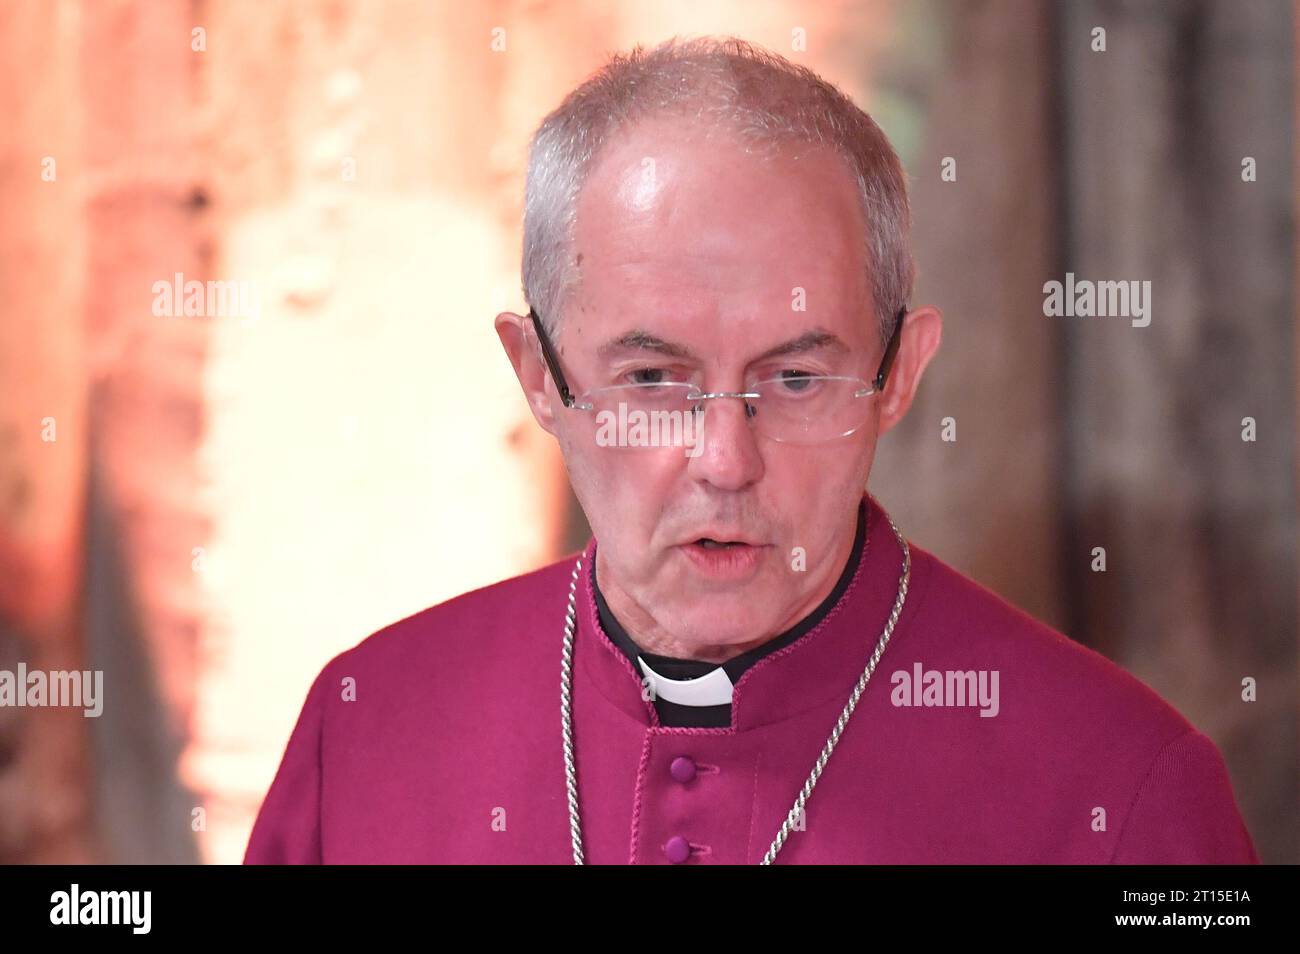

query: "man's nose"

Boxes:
[685, 396, 765, 490]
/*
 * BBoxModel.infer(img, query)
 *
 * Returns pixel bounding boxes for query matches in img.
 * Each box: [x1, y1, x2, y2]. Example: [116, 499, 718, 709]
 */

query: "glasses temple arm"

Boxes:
[528, 308, 577, 408]
[873, 306, 907, 392]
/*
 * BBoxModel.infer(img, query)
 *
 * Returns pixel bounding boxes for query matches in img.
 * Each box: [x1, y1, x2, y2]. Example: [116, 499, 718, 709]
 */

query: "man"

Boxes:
[245, 36, 1257, 864]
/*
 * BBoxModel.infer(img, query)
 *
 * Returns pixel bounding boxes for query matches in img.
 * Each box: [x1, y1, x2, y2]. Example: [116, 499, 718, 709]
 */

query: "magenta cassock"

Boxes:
[244, 494, 1258, 864]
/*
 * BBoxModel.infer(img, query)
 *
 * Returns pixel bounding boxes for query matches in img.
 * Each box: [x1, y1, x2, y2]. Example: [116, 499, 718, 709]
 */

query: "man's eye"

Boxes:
[628, 368, 668, 385]
[777, 369, 816, 392]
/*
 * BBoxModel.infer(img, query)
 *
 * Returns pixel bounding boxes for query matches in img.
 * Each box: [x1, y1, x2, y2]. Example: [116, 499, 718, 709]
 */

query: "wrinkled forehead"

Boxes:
[567, 116, 874, 346]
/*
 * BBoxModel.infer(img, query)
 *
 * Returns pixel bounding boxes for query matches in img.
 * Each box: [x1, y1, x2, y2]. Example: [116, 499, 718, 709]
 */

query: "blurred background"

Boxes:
[0, 0, 1295, 864]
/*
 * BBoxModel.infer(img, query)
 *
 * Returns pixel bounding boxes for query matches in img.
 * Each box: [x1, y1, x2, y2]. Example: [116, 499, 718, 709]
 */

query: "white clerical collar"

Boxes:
[636, 657, 735, 706]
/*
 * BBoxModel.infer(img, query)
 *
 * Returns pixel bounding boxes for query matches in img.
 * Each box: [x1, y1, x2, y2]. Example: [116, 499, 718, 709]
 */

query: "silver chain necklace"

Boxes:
[560, 509, 911, 865]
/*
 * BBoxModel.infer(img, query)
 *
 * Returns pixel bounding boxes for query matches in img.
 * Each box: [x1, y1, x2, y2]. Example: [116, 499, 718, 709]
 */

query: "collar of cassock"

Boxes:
[592, 498, 868, 729]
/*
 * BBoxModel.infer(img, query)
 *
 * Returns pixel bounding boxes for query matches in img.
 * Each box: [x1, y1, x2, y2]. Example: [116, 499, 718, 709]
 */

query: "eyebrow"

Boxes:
[596, 330, 696, 360]
[595, 328, 851, 364]
[752, 330, 851, 362]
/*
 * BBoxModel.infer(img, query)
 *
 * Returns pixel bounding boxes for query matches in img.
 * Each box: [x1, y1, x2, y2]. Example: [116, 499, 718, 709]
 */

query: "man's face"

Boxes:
[539, 117, 889, 658]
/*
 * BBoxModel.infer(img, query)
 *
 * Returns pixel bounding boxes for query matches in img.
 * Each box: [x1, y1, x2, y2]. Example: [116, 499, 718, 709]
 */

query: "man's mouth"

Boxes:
[678, 537, 768, 578]
[695, 538, 747, 550]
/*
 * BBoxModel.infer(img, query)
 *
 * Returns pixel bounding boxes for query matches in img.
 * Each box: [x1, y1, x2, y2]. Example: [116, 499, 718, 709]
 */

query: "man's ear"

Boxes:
[877, 305, 942, 436]
[495, 311, 559, 436]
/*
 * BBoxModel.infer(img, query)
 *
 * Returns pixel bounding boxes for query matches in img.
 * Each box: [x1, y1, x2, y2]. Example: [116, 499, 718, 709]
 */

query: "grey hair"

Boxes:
[521, 35, 914, 349]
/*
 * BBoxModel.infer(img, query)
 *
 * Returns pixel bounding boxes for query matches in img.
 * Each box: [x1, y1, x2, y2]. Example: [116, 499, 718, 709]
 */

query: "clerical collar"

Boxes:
[592, 498, 868, 727]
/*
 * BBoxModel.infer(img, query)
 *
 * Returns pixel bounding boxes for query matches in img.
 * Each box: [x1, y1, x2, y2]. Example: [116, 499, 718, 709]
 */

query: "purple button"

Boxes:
[670, 756, 697, 783]
[664, 836, 691, 864]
